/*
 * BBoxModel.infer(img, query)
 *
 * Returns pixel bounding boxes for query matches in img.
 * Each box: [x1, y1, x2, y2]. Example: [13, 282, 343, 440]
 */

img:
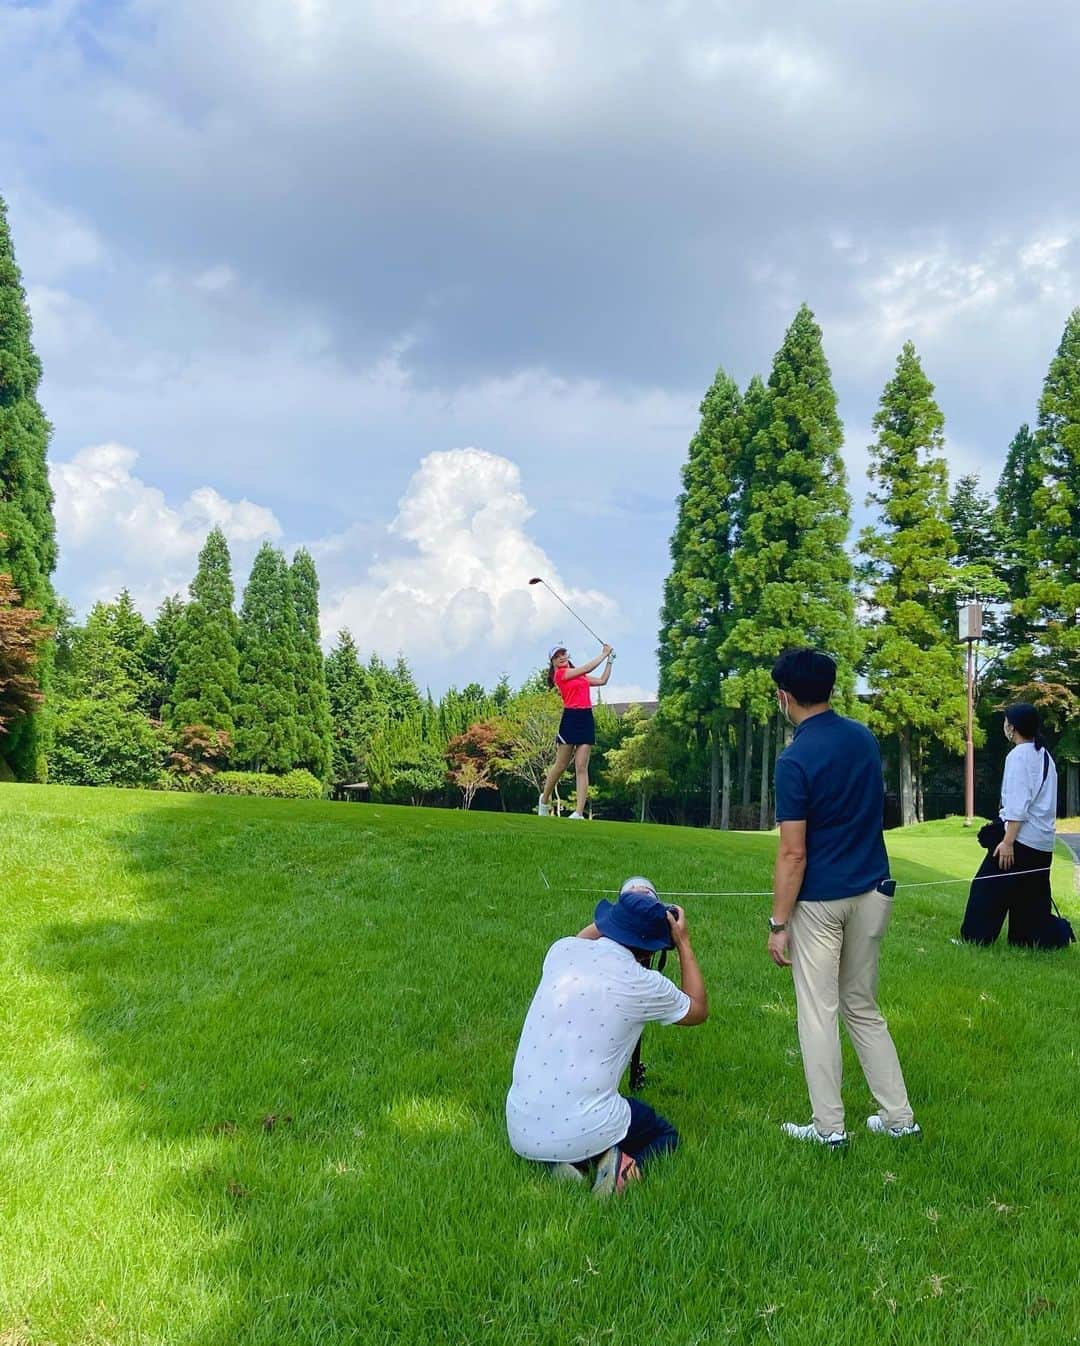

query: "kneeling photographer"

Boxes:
[506, 877, 707, 1199]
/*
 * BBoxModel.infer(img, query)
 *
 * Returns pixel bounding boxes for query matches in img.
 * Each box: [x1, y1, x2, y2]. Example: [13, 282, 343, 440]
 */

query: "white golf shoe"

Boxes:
[781, 1121, 848, 1149]
[866, 1115, 922, 1139]
[537, 797, 551, 816]
[567, 811, 586, 820]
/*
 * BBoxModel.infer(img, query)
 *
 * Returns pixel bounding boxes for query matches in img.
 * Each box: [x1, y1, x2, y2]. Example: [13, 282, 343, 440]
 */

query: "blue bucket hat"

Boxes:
[594, 877, 674, 953]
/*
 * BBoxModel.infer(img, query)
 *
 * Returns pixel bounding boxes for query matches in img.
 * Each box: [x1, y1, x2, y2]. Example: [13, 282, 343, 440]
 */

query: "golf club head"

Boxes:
[528, 577, 543, 585]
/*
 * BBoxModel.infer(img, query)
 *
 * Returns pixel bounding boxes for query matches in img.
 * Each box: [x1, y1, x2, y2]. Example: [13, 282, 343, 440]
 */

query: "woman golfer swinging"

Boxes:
[538, 642, 613, 819]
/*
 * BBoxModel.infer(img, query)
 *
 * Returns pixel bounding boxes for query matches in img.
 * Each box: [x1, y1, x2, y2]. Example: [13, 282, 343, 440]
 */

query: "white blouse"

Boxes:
[1000, 742, 1058, 853]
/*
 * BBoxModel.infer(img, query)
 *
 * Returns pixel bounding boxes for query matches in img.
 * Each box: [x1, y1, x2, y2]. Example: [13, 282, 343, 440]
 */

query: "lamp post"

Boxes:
[959, 602, 983, 827]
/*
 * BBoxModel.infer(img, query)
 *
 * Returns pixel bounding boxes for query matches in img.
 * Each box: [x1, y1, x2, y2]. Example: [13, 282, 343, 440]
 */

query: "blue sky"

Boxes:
[3, 0, 1079, 700]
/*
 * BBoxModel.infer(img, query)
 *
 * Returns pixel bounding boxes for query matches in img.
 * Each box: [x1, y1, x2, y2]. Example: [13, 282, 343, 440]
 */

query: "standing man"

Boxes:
[766, 648, 920, 1148]
[506, 877, 708, 1197]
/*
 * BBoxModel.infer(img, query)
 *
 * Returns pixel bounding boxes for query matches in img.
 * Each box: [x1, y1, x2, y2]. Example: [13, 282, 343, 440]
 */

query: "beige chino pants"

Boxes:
[789, 888, 914, 1135]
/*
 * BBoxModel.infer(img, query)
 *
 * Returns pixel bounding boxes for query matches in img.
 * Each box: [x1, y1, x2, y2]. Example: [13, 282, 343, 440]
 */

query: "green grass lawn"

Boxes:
[1, 786, 1077, 1346]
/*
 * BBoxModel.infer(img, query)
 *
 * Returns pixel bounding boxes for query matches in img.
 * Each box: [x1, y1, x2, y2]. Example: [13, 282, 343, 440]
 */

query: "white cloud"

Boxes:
[320, 447, 617, 660]
[822, 226, 1080, 375]
[4, 190, 106, 283]
[688, 35, 829, 96]
[193, 264, 237, 293]
[600, 682, 657, 704]
[51, 443, 282, 613]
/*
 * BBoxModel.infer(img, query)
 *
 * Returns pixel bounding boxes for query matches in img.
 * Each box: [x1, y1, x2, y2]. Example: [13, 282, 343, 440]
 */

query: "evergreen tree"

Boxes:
[949, 474, 1001, 569]
[147, 594, 186, 720]
[997, 424, 1044, 656]
[1024, 308, 1080, 813]
[366, 652, 423, 722]
[290, 549, 333, 779]
[858, 342, 966, 825]
[658, 367, 742, 827]
[235, 543, 301, 772]
[722, 306, 859, 823]
[947, 473, 1008, 641]
[326, 629, 380, 782]
[170, 528, 241, 736]
[0, 196, 58, 779]
[64, 591, 155, 712]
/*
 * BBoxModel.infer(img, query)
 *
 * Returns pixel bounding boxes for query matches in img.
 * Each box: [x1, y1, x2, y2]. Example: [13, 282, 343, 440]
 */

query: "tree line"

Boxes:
[658, 304, 1080, 827]
[22, 520, 669, 813]
[2, 190, 1079, 824]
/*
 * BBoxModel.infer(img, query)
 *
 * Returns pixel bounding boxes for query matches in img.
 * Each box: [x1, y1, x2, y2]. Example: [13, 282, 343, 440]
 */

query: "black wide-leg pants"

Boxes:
[961, 841, 1055, 947]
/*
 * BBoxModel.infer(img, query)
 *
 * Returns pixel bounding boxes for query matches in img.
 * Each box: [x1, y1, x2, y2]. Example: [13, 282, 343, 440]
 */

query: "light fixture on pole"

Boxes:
[959, 602, 983, 827]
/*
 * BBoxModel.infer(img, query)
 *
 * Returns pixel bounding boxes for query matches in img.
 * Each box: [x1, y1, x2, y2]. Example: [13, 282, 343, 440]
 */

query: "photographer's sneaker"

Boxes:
[567, 811, 586, 820]
[866, 1115, 922, 1139]
[537, 797, 552, 817]
[591, 1146, 639, 1198]
[550, 1161, 587, 1184]
[781, 1121, 848, 1149]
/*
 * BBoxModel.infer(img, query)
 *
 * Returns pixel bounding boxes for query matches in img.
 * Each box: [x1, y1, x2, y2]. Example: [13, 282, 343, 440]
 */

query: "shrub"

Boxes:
[167, 723, 232, 782]
[49, 699, 166, 787]
[207, 769, 323, 799]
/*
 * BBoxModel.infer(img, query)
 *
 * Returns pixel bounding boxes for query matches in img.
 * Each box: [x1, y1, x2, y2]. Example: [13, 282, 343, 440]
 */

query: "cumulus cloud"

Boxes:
[51, 444, 282, 613]
[319, 447, 617, 663]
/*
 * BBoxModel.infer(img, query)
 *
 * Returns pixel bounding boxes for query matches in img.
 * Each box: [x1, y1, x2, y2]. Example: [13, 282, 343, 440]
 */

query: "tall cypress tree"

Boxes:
[722, 305, 859, 825]
[1025, 308, 1080, 813]
[948, 472, 1008, 643]
[858, 342, 966, 825]
[326, 629, 379, 782]
[997, 424, 1044, 657]
[290, 548, 333, 780]
[658, 367, 743, 827]
[949, 474, 1001, 569]
[169, 528, 240, 737]
[235, 543, 301, 772]
[147, 593, 186, 720]
[0, 195, 58, 779]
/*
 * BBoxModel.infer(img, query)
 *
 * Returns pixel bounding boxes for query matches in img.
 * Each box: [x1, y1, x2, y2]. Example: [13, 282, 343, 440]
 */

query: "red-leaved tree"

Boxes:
[0, 570, 49, 738]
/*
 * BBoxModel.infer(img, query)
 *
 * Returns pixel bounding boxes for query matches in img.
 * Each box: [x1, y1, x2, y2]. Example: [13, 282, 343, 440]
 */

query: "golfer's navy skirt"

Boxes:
[557, 708, 595, 746]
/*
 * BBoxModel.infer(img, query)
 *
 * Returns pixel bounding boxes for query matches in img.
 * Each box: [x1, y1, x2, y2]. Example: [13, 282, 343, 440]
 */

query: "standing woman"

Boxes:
[961, 703, 1066, 947]
[538, 642, 613, 819]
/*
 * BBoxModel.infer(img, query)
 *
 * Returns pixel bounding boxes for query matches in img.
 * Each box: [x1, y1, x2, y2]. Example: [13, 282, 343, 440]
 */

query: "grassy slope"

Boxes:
[0, 785, 1077, 1346]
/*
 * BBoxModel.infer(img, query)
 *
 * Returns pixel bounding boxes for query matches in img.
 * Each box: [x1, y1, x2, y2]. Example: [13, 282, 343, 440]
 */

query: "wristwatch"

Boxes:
[768, 917, 787, 934]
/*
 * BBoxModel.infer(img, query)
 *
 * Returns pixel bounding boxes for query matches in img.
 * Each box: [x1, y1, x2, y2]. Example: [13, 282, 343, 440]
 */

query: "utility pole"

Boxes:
[959, 602, 983, 827]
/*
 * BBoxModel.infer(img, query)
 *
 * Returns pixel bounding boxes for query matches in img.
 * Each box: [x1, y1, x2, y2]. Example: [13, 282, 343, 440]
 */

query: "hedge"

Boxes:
[206, 769, 323, 799]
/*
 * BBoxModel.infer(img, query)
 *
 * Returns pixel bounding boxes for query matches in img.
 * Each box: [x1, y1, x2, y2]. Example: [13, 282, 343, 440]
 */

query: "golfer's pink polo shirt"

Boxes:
[554, 665, 592, 710]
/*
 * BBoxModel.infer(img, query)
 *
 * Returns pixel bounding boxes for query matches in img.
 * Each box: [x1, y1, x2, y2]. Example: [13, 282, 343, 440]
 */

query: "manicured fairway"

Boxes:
[1, 785, 1077, 1345]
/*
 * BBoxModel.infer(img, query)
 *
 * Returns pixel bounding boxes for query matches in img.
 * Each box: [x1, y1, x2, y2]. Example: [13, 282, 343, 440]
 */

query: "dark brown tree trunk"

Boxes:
[741, 708, 753, 806]
[758, 717, 772, 830]
[721, 731, 732, 831]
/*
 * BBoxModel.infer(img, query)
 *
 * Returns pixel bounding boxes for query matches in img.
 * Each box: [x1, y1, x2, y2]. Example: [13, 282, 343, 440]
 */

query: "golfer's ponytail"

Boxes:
[547, 661, 556, 688]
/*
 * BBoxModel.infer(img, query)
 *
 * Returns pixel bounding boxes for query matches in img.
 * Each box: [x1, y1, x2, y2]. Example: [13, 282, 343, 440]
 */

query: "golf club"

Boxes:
[528, 576, 614, 659]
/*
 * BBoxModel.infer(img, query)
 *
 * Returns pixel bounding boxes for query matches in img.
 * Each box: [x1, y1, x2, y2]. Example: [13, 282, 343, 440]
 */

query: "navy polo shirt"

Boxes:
[774, 709, 890, 902]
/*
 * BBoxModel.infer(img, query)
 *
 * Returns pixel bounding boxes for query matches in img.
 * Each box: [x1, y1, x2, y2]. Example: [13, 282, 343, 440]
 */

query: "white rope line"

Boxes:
[538, 866, 1053, 898]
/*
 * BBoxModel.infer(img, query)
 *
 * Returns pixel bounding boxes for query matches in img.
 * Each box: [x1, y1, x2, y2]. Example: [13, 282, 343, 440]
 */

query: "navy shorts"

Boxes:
[557, 708, 595, 746]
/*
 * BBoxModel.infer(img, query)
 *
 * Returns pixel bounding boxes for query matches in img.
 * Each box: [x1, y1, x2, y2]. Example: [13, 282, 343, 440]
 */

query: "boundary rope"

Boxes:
[537, 866, 1054, 898]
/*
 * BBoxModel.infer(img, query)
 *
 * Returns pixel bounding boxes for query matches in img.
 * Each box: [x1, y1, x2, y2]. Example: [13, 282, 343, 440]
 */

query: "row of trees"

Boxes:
[41, 536, 671, 814]
[659, 304, 1080, 827]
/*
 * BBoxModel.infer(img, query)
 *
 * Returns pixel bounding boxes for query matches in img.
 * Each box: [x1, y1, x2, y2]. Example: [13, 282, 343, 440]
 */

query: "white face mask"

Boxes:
[779, 692, 794, 726]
